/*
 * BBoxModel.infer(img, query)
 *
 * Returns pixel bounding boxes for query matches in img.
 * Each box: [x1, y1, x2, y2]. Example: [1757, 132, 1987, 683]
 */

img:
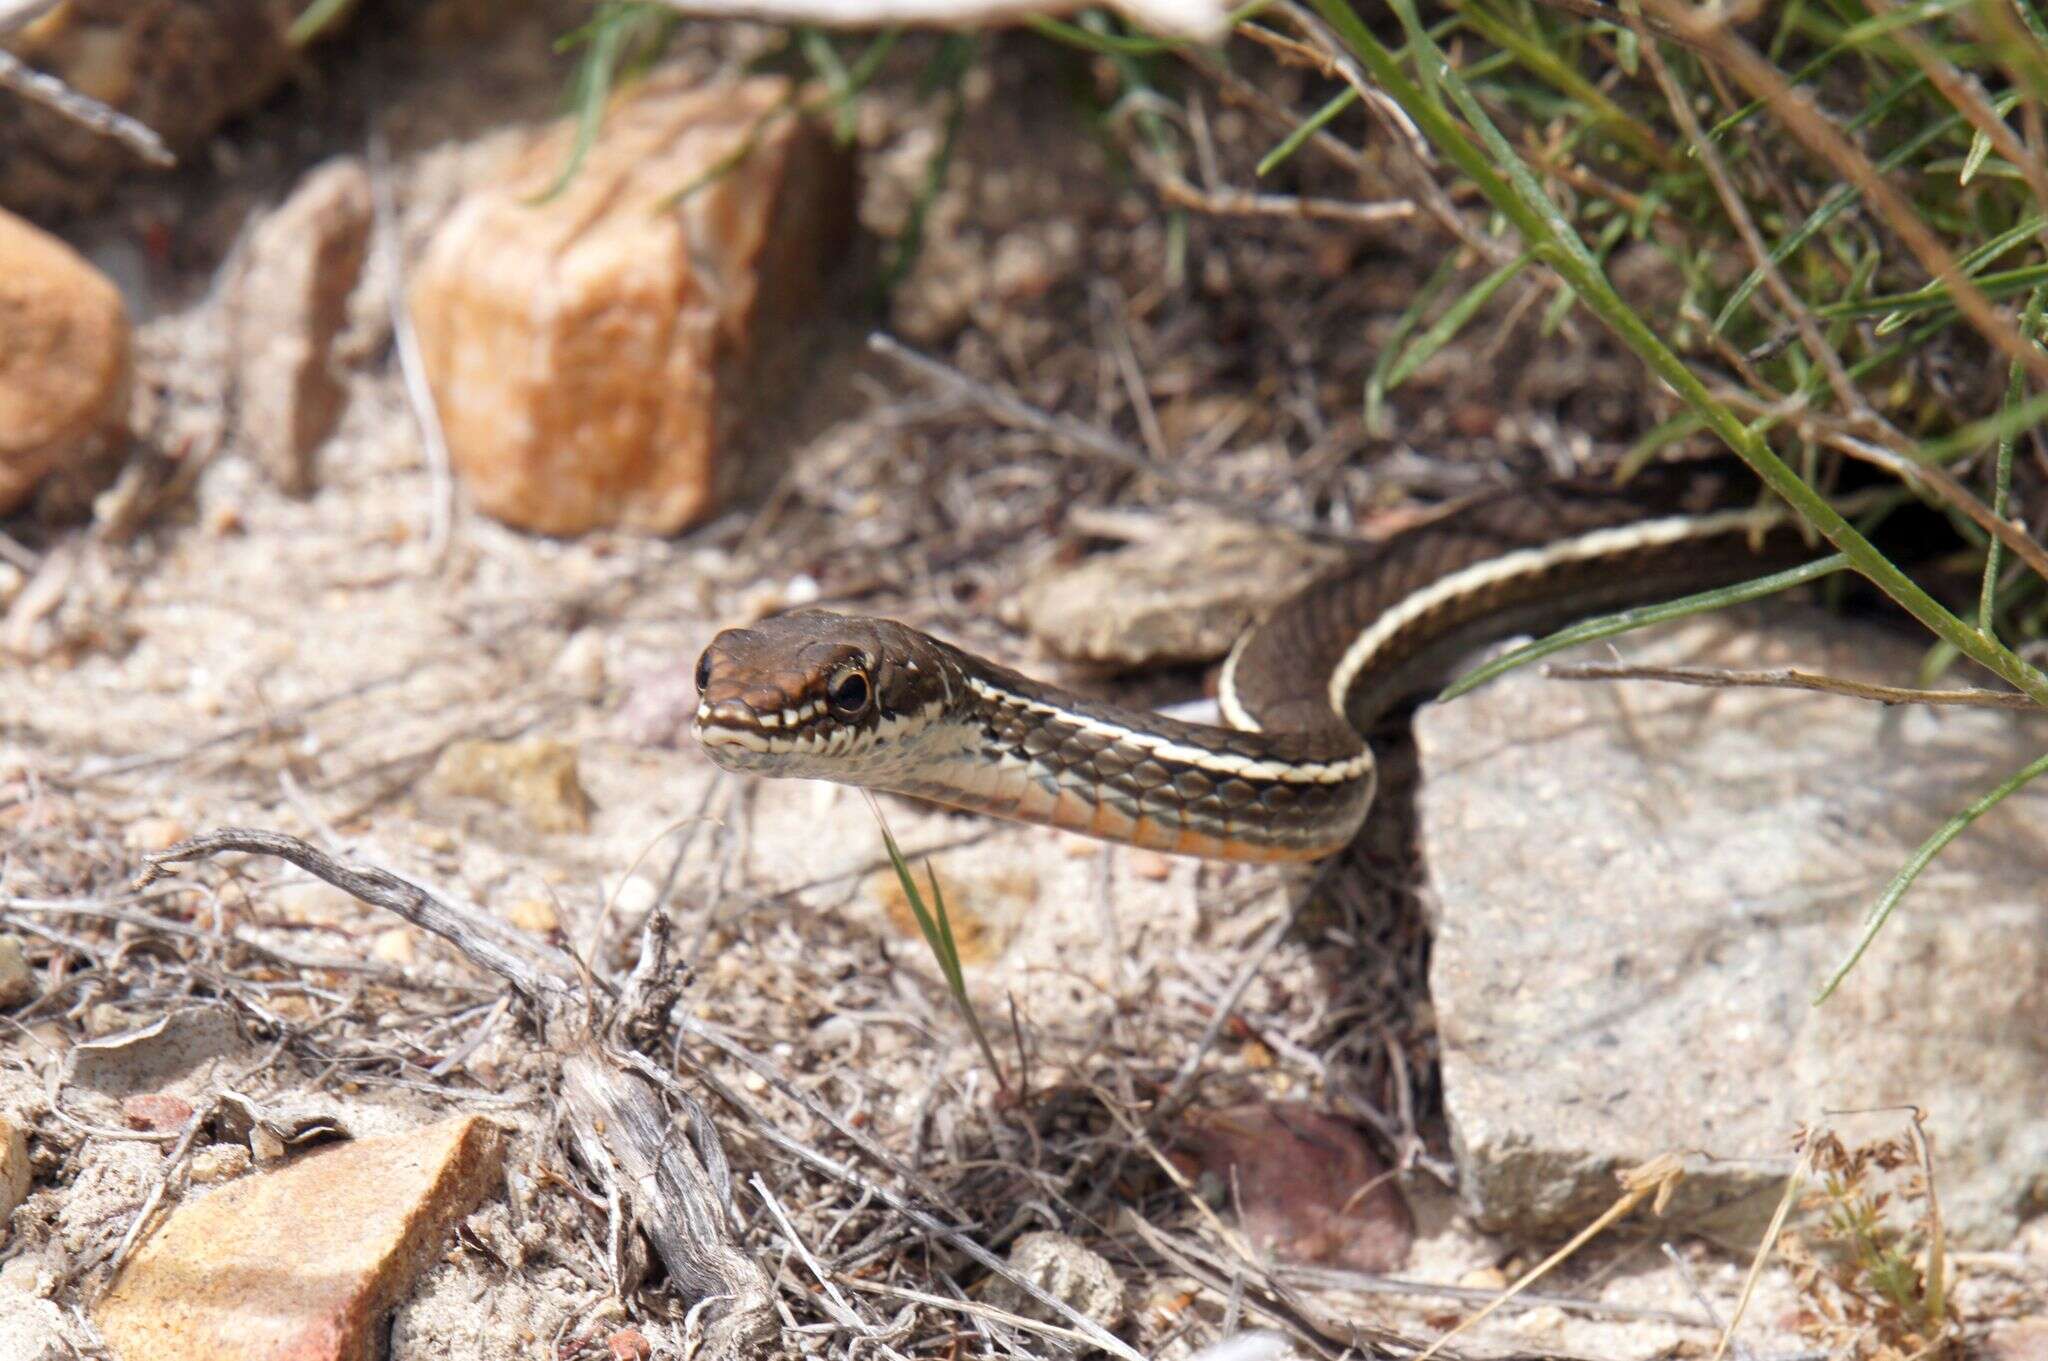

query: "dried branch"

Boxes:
[0, 48, 173, 166]
[1137, 148, 1418, 226]
[368, 132, 456, 570]
[135, 829, 581, 1000]
[133, 828, 777, 1354]
[1541, 661, 2041, 711]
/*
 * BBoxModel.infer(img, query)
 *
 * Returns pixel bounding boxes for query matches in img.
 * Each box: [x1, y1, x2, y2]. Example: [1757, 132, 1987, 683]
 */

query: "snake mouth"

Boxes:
[695, 698, 897, 781]
[695, 700, 832, 764]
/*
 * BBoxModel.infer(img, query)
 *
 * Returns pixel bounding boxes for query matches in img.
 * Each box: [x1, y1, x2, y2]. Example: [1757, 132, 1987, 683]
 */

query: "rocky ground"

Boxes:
[1, 2, 2045, 1359]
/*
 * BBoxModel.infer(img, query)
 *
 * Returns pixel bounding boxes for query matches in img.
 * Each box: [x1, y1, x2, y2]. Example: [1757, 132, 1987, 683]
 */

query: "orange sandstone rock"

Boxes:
[409, 70, 853, 536]
[95, 1114, 502, 1361]
[0, 209, 130, 516]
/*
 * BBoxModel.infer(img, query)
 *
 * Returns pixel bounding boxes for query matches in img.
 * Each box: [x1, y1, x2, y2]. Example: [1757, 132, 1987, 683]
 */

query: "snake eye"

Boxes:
[826, 666, 871, 719]
[694, 651, 713, 694]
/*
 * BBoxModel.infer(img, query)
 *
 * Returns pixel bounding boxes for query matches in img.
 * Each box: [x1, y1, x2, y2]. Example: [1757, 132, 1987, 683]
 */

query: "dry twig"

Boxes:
[0, 49, 173, 166]
[1542, 661, 2042, 711]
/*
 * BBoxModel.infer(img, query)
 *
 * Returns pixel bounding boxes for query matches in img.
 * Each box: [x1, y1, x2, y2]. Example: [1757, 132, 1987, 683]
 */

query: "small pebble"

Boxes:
[85, 1003, 131, 1037]
[1128, 850, 1173, 881]
[121, 1094, 194, 1132]
[0, 1115, 28, 1220]
[123, 817, 190, 852]
[607, 1329, 654, 1361]
[605, 874, 658, 919]
[553, 629, 607, 697]
[0, 935, 35, 1008]
[372, 928, 416, 964]
[189, 1144, 252, 1184]
[505, 898, 559, 934]
[1456, 1265, 1507, 1291]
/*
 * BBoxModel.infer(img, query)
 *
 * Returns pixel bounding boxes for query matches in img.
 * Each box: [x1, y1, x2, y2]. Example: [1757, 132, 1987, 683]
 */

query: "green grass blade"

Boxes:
[866, 797, 1005, 1082]
[1455, 0, 1674, 169]
[1439, 554, 1851, 702]
[1365, 255, 1462, 435]
[1981, 285, 2048, 631]
[529, 2, 634, 204]
[1382, 251, 1532, 393]
[1616, 411, 1709, 480]
[1915, 387, 2048, 464]
[1307, 0, 2048, 707]
[1815, 747, 2048, 1002]
[1258, 87, 1356, 177]
[288, 0, 356, 46]
[1026, 12, 1178, 54]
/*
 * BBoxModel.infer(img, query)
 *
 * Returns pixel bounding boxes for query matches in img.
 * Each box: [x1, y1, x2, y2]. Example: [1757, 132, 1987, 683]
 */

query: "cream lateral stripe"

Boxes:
[1324, 507, 1786, 716]
[964, 676, 1371, 784]
[1216, 631, 1261, 734]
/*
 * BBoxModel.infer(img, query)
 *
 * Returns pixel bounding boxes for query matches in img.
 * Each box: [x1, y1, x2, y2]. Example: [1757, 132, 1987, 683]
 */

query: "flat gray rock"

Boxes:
[1414, 604, 2048, 1245]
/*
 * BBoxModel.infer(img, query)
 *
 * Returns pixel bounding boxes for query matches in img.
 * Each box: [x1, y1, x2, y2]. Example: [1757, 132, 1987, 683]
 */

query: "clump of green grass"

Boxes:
[1032, 0, 2048, 993]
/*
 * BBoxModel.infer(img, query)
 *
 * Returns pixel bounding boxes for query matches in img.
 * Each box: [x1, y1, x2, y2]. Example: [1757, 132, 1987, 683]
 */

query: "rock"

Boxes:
[0, 0, 323, 218]
[122, 817, 190, 853]
[120, 1094, 194, 1133]
[1015, 517, 1347, 670]
[607, 1329, 654, 1361]
[188, 1144, 251, 1185]
[0, 1114, 29, 1226]
[229, 158, 374, 493]
[65, 1007, 241, 1098]
[0, 210, 130, 516]
[1416, 605, 2048, 1245]
[1173, 1102, 1413, 1272]
[427, 737, 593, 834]
[0, 1288, 86, 1361]
[371, 926, 416, 964]
[0, 936, 33, 1008]
[504, 898, 559, 934]
[95, 1114, 501, 1361]
[408, 69, 854, 536]
[985, 1231, 1125, 1331]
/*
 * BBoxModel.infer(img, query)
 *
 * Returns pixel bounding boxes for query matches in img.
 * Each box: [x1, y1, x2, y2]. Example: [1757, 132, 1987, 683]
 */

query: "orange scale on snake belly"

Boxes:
[1012, 779, 1060, 822]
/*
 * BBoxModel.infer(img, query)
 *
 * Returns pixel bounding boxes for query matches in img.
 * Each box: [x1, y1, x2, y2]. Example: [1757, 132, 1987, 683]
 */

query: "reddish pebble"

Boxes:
[122, 1093, 195, 1132]
[608, 1329, 653, 1360]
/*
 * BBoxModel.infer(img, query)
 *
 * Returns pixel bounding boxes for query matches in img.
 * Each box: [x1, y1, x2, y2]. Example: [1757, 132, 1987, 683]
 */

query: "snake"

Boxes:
[692, 464, 1833, 862]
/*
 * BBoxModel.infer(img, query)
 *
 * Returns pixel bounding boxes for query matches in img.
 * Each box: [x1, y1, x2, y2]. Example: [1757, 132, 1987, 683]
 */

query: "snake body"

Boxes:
[693, 466, 1823, 861]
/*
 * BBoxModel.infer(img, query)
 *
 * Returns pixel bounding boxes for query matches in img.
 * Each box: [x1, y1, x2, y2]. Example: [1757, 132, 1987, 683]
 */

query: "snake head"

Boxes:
[693, 610, 958, 780]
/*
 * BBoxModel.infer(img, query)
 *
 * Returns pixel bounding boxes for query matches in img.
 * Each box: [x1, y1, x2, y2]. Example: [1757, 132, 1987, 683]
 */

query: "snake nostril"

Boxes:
[694, 651, 713, 694]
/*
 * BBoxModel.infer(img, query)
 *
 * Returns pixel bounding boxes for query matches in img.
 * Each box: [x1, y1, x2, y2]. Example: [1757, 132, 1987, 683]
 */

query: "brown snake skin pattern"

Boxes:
[695, 465, 1827, 861]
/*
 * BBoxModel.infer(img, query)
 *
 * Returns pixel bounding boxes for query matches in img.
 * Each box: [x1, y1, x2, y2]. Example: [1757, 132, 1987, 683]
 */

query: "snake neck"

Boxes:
[881, 643, 1373, 862]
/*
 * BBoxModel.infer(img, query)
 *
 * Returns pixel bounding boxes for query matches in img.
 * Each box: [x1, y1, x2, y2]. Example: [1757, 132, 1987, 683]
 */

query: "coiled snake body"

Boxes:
[694, 466, 1822, 861]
